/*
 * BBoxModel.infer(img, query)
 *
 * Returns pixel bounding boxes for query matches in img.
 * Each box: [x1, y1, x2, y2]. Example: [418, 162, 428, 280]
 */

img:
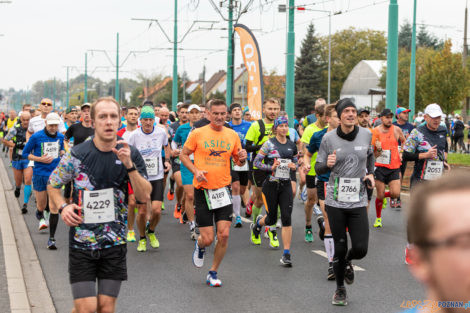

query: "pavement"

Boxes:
[0, 223, 11, 311]
[0, 154, 425, 313]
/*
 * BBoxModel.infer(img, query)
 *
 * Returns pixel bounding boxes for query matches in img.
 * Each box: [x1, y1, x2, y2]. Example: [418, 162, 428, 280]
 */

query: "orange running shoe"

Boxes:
[174, 203, 182, 219]
[167, 191, 175, 201]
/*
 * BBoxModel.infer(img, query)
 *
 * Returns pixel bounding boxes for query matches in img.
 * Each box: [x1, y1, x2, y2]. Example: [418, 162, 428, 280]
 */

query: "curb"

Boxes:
[0, 161, 56, 313]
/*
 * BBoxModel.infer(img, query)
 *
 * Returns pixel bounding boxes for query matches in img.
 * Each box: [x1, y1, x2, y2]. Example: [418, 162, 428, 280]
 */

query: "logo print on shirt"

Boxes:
[209, 149, 227, 157]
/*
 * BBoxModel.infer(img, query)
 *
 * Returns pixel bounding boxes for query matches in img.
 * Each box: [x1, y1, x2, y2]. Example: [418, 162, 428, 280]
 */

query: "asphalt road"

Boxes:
[2, 155, 425, 313]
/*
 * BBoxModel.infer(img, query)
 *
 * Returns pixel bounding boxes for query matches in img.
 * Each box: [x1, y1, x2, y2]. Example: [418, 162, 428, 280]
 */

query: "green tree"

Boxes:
[417, 24, 443, 50]
[295, 23, 326, 117]
[207, 90, 225, 101]
[190, 86, 203, 105]
[264, 69, 285, 104]
[129, 86, 144, 107]
[321, 27, 387, 103]
[398, 20, 412, 51]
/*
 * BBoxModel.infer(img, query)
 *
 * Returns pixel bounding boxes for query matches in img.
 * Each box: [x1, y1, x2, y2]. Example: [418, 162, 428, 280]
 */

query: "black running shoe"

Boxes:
[344, 260, 355, 285]
[280, 253, 292, 267]
[332, 287, 347, 306]
[327, 263, 335, 281]
[47, 238, 57, 250]
[182, 212, 188, 223]
[14, 187, 20, 198]
[21, 203, 28, 214]
[317, 216, 325, 241]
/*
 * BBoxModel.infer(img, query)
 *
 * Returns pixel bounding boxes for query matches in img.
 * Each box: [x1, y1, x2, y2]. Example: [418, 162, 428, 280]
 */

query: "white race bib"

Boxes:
[17, 149, 23, 155]
[144, 157, 160, 176]
[337, 178, 360, 203]
[423, 160, 443, 180]
[83, 188, 115, 224]
[233, 161, 249, 171]
[274, 158, 291, 179]
[206, 187, 232, 210]
[42, 141, 59, 158]
[376, 150, 391, 165]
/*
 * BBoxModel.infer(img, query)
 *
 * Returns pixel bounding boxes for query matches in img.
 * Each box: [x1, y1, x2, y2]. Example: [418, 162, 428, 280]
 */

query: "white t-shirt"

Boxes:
[128, 126, 168, 181]
[120, 128, 137, 141]
[28, 115, 66, 134]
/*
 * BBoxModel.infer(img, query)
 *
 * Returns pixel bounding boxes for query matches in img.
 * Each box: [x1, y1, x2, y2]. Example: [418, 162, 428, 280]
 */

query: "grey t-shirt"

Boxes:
[316, 127, 374, 209]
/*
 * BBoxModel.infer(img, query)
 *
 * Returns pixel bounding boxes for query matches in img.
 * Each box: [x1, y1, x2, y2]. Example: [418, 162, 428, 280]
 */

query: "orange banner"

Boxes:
[234, 24, 264, 120]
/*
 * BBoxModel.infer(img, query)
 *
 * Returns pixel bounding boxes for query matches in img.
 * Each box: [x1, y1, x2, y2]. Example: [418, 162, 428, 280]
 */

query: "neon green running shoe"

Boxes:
[382, 198, 387, 210]
[127, 230, 136, 242]
[268, 229, 280, 248]
[305, 228, 314, 243]
[137, 238, 147, 252]
[373, 217, 383, 228]
[148, 233, 160, 249]
[250, 224, 261, 245]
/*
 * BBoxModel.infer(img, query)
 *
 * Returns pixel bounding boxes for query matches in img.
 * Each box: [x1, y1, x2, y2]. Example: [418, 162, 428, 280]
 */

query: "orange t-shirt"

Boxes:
[371, 125, 401, 169]
[184, 124, 242, 190]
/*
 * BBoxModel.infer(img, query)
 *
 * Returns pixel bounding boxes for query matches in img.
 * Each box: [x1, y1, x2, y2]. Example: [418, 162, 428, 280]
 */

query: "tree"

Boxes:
[190, 86, 203, 105]
[207, 90, 225, 101]
[264, 69, 285, 103]
[129, 86, 144, 107]
[321, 27, 387, 103]
[417, 24, 443, 50]
[398, 20, 413, 51]
[295, 23, 326, 117]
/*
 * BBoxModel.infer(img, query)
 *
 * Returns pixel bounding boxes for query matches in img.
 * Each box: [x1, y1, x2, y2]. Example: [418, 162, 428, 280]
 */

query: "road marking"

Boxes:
[312, 250, 365, 271]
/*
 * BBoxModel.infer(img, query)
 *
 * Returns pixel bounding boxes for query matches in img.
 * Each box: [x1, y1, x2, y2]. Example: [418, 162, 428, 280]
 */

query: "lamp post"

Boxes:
[385, 0, 399, 111]
[408, 0, 417, 121]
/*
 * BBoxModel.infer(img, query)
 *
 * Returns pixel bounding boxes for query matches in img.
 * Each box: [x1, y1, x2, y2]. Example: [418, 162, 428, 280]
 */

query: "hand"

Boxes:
[444, 162, 451, 171]
[303, 164, 311, 173]
[172, 149, 181, 157]
[327, 150, 337, 168]
[195, 169, 208, 182]
[112, 140, 132, 168]
[288, 162, 296, 170]
[426, 145, 438, 159]
[164, 161, 171, 173]
[61, 203, 83, 227]
[364, 174, 375, 189]
[271, 159, 281, 171]
[237, 149, 247, 162]
[38, 154, 54, 164]
[375, 140, 382, 151]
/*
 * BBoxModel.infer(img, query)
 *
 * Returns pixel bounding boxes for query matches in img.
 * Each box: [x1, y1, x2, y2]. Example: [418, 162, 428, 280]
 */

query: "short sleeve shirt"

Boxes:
[28, 115, 66, 134]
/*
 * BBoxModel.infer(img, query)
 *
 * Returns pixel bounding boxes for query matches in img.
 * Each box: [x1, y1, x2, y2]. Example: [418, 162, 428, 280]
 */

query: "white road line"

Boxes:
[312, 250, 366, 271]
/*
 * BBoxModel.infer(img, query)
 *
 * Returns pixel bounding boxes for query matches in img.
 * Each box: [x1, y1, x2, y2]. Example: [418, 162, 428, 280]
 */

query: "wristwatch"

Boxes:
[126, 163, 137, 173]
[58, 202, 68, 214]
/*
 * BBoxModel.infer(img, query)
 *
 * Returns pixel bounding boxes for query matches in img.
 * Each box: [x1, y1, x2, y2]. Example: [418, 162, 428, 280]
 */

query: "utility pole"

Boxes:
[172, 0, 178, 110]
[285, 0, 295, 127]
[385, 0, 399, 111]
[85, 52, 88, 103]
[226, 0, 234, 105]
[115, 32, 120, 102]
[66, 66, 70, 108]
[408, 0, 417, 121]
[463, 3, 469, 123]
[202, 60, 206, 105]
[53, 77, 56, 109]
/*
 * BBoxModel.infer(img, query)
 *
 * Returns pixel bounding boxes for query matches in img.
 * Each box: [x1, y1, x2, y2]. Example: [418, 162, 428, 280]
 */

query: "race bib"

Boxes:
[423, 160, 443, 181]
[42, 141, 59, 158]
[144, 157, 160, 176]
[205, 187, 232, 210]
[376, 150, 391, 165]
[336, 178, 360, 203]
[233, 161, 249, 171]
[82, 188, 115, 224]
[274, 158, 291, 179]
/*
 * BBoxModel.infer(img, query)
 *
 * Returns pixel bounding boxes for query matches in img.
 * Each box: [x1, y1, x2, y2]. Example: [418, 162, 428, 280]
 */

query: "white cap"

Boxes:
[45, 113, 61, 125]
[188, 104, 201, 112]
[455, 113, 460, 118]
[424, 103, 444, 118]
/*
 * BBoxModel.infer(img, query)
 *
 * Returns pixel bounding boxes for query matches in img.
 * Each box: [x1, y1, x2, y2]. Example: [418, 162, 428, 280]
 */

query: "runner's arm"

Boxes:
[128, 148, 151, 204]
[253, 142, 272, 172]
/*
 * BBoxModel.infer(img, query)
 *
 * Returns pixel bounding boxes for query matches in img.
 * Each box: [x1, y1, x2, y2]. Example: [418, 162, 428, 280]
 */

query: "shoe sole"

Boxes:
[137, 249, 146, 252]
[47, 246, 57, 250]
[327, 274, 336, 281]
[39, 225, 48, 231]
[280, 261, 292, 267]
[332, 300, 348, 306]
[206, 281, 222, 287]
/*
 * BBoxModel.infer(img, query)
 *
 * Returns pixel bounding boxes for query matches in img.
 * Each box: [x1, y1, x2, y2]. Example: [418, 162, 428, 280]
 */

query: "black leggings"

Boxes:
[325, 205, 369, 288]
[261, 179, 293, 227]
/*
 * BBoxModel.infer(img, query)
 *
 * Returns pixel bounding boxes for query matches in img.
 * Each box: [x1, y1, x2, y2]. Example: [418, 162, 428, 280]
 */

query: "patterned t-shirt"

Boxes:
[49, 138, 147, 251]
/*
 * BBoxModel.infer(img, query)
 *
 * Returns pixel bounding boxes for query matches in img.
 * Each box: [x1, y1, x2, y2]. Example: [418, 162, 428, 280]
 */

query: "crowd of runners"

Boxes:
[0, 96, 455, 311]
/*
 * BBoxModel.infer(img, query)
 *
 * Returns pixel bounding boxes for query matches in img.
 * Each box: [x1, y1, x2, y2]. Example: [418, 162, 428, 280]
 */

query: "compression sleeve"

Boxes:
[245, 140, 262, 153]
[403, 151, 420, 161]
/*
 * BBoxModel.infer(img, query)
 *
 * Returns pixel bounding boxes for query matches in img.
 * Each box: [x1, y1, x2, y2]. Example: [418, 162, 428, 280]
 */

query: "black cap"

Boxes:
[358, 108, 370, 115]
[379, 108, 394, 117]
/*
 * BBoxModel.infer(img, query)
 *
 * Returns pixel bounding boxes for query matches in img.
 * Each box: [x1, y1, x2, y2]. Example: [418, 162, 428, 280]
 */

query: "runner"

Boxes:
[393, 107, 414, 209]
[23, 113, 65, 250]
[48, 97, 151, 313]
[28, 98, 66, 138]
[5, 109, 18, 160]
[301, 103, 328, 242]
[305, 104, 339, 280]
[301, 98, 325, 130]
[371, 109, 405, 228]
[128, 106, 171, 252]
[228, 103, 251, 228]
[157, 107, 172, 212]
[4, 111, 32, 214]
[173, 104, 200, 239]
[402, 103, 450, 264]
[117, 106, 139, 242]
[357, 108, 374, 210]
[315, 98, 375, 306]
[181, 99, 246, 287]
[64, 106, 78, 131]
[250, 116, 298, 266]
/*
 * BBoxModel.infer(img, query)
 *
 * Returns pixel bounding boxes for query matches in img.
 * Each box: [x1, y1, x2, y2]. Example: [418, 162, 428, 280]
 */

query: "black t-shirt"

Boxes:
[65, 122, 95, 146]
[453, 120, 465, 137]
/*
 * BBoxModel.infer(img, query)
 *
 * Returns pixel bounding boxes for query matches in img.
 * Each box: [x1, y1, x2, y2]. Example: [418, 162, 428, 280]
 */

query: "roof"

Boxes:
[340, 60, 386, 96]
[140, 77, 172, 99]
[205, 70, 226, 94]
[186, 81, 200, 94]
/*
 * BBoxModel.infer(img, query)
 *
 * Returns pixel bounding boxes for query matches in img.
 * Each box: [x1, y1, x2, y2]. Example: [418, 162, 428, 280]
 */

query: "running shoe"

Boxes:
[305, 228, 314, 243]
[300, 186, 307, 202]
[382, 197, 388, 209]
[182, 212, 188, 223]
[47, 238, 57, 250]
[332, 287, 347, 306]
[327, 263, 335, 281]
[21, 203, 28, 214]
[317, 216, 325, 241]
[38, 218, 48, 231]
[344, 260, 355, 285]
[245, 199, 253, 218]
[137, 238, 147, 252]
[405, 246, 413, 265]
[396, 198, 402, 210]
[126, 230, 136, 242]
[161, 202, 165, 211]
[167, 190, 174, 201]
[173, 203, 182, 219]
[268, 229, 279, 248]
[313, 204, 322, 216]
[234, 215, 242, 228]
[280, 253, 292, 267]
[390, 198, 397, 209]
[206, 271, 222, 287]
[192, 240, 205, 268]
[250, 216, 262, 245]
[373, 217, 383, 228]
[190, 226, 198, 241]
[148, 233, 160, 249]
[14, 187, 20, 198]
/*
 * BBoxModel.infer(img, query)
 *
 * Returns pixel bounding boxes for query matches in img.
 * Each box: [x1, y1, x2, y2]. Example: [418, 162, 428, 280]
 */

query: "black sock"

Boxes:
[140, 236, 146, 240]
[49, 213, 59, 238]
[37, 210, 44, 219]
[306, 225, 312, 230]
[15, 186, 20, 191]
[45, 201, 50, 213]
[147, 229, 154, 234]
[169, 178, 175, 192]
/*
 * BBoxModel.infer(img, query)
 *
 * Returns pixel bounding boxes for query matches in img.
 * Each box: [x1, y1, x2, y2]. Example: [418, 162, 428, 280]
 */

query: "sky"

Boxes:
[0, 0, 467, 91]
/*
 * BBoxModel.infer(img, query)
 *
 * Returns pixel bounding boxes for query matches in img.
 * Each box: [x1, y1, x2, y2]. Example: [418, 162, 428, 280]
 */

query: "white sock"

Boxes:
[324, 235, 334, 263]
[232, 195, 241, 217]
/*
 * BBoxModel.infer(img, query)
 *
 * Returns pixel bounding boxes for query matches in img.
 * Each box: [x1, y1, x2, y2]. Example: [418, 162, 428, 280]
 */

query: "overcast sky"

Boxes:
[0, 0, 467, 90]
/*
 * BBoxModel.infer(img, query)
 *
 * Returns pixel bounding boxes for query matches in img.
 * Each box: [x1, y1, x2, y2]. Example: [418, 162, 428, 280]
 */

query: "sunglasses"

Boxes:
[41, 103, 53, 107]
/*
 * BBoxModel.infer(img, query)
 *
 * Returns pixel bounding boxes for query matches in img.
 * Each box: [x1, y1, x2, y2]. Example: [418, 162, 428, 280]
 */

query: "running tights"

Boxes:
[262, 180, 293, 227]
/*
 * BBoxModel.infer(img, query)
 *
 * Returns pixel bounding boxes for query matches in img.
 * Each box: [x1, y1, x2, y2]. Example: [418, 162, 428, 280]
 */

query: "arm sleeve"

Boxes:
[403, 128, 419, 153]
[252, 141, 272, 172]
[314, 137, 330, 175]
[49, 151, 75, 188]
[403, 151, 420, 161]
[366, 143, 375, 174]
[245, 140, 262, 153]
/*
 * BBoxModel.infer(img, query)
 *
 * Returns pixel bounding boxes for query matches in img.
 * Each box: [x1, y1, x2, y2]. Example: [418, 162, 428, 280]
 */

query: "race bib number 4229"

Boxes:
[82, 188, 115, 224]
